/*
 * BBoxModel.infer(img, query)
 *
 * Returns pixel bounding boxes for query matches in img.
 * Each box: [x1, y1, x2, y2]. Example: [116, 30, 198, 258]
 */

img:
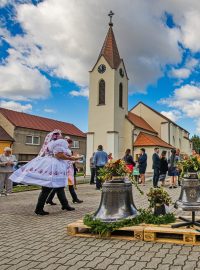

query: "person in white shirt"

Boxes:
[0, 147, 17, 196]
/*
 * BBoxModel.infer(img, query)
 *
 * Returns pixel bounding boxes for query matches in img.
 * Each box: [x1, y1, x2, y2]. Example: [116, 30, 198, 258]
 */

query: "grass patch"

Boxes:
[76, 172, 84, 177]
[13, 185, 40, 193]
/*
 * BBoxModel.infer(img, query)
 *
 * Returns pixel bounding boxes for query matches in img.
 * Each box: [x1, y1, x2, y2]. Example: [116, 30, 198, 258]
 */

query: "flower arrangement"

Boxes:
[98, 159, 131, 181]
[177, 156, 200, 177]
[98, 159, 143, 194]
[147, 188, 172, 208]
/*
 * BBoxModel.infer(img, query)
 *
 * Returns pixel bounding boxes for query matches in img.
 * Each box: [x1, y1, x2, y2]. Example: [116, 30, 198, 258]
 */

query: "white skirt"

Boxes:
[10, 156, 68, 188]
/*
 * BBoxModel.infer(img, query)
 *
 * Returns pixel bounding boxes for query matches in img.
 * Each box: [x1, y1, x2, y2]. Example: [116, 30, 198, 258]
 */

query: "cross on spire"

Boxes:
[108, 10, 114, 27]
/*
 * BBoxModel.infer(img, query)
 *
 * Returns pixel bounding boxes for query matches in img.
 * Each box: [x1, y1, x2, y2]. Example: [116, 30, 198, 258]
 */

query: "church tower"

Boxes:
[86, 11, 128, 174]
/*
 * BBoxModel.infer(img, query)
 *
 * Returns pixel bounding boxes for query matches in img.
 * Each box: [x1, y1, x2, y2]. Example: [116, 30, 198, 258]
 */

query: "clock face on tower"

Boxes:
[98, 64, 106, 74]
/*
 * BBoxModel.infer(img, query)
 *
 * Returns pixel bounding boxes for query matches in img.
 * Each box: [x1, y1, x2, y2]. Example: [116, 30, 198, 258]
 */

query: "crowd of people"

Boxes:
[90, 145, 199, 189]
[90, 146, 148, 188]
[1, 130, 199, 216]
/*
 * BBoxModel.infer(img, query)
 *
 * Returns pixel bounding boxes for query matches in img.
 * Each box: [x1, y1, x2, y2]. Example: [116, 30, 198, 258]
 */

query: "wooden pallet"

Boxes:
[144, 226, 200, 245]
[67, 219, 144, 241]
[67, 217, 200, 245]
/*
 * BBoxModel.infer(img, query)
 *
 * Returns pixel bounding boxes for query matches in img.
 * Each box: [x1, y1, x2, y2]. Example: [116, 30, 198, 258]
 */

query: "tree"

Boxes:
[191, 135, 200, 154]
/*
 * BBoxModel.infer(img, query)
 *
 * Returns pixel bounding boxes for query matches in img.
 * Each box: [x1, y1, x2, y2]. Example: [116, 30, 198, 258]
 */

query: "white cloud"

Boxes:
[170, 68, 191, 79]
[160, 110, 182, 122]
[0, 60, 50, 101]
[44, 108, 56, 113]
[175, 85, 200, 100]
[0, 100, 32, 112]
[181, 10, 200, 52]
[0, 0, 200, 99]
[159, 83, 200, 133]
[186, 58, 199, 69]
[70, 87, 89, 98]
[0, 0, 184, 95]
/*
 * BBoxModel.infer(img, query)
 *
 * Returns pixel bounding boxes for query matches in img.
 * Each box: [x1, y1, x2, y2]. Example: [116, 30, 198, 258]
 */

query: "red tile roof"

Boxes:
[127, 112, 157, 134]
[0, 126, 14, 141]
[134, 132, 173, 148]
[0, 108, 86, 138]
[99, 26, 121, 69]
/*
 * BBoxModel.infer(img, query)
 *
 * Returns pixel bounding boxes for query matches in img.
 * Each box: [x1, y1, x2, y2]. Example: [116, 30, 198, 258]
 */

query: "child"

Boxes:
[133, 162, 140, 183]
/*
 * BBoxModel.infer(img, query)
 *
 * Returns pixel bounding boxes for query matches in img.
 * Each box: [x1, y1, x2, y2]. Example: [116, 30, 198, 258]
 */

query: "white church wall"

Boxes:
[132, 103, 165, 137]
[161, 122, 169, 144]
[86, 133, 94, 175]
[134, 146, 172, 173]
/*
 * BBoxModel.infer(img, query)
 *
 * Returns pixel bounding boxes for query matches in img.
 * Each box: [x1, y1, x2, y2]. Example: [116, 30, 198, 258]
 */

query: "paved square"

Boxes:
[1, 182, 200, 270]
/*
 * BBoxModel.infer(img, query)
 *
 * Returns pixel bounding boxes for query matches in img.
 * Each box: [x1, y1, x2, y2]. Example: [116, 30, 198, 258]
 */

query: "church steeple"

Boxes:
[98, 11, 121, 69]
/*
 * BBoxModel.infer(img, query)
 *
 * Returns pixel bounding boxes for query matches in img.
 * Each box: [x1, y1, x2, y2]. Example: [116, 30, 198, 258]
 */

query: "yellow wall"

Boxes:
[0, 141, 12, 154]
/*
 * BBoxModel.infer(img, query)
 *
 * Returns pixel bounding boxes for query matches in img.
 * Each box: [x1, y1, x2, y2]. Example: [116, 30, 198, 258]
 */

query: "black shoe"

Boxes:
[173, 185, 178, 188]
[73, 199, 83, 204]
[61, 205, 75, 211]
[46, 201, 57, 205]
[90, 182, 95, 185]
[169, 186, 173, 189]
[35, 210, 49, 216]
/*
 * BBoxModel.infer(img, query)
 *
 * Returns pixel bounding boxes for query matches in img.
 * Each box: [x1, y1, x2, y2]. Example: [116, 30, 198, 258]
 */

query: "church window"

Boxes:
[119, 83, 123, 108]
[98, 79, 105, 105]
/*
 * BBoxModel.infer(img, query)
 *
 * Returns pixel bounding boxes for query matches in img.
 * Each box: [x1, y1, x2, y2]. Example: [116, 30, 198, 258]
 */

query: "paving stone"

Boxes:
[130, 261, 147, 270]
[162, 254, 177, 264]
[85, 256, 106, 268]
[106, 265, 120, 270]
[145, 258, 163, 269]
[0, 183, 198, 270]
[114, 254, 131, 265]
[157, 264, 170, 270]
[96, 258, 116, 269]
[139, 252, 156, 262]
[182, 261, 197, 270]
[173, 255, 188, 266]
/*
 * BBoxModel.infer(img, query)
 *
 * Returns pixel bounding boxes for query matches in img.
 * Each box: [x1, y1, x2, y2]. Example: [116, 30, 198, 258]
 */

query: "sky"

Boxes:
[0, 0, 200, 136]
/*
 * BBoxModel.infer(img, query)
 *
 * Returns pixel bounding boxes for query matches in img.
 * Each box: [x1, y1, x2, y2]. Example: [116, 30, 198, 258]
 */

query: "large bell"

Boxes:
[93, 178, 137, 222]
[172, 172, 200, 228]
[175, 173, 200, 211]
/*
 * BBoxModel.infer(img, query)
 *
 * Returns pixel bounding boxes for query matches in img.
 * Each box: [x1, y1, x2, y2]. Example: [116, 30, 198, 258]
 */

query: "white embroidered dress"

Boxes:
[9, 139, 69, 188]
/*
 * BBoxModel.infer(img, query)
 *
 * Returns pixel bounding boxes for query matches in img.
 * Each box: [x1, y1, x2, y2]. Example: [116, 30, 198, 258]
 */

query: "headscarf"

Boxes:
[38, 129, 62, 157]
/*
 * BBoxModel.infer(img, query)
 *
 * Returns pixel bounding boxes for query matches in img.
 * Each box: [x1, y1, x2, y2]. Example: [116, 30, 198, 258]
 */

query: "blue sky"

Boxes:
[0, 0, 200, 135]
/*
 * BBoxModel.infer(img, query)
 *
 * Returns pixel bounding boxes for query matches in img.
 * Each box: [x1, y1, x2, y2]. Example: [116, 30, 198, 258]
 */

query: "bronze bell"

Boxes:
[93, 178, 137, 222]
[175, 173, 200, 211]
[172, 172, 200, 228]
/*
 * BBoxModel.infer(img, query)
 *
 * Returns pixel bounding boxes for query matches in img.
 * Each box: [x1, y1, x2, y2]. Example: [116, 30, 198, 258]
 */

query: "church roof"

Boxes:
[127, 112, 157, 134]
[134, 132, 173, 149]
[0, 108, 86, 138]
[98, 26, 121, 69]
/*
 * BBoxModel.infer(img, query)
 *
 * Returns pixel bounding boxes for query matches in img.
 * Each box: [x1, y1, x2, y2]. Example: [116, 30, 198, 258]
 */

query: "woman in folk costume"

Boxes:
[46, 138, 83, 205]
[10, 130, 79, 215]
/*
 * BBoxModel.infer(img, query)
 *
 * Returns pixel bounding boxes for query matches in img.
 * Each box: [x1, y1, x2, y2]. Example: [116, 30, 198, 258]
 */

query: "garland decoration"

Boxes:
[83, 209, 176, 236]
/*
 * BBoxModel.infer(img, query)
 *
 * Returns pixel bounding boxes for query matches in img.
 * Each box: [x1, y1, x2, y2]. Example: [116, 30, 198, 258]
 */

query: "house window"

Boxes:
[98, 79, 105, 105]
[71, 141, 79, 149]
[119, 83, 123, 108]
[26, 135, 40, 145]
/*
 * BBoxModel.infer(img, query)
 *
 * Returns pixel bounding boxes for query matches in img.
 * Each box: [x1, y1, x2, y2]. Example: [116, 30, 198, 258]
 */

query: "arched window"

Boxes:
[119, 83, 123, 108]
[98, 79, 105, 105]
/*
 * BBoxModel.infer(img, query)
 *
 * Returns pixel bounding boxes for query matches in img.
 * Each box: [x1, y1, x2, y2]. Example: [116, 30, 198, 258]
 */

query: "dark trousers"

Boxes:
[96, 166, 103, 189]
[36, 186, 69, 211]
[153, 168, 160, 187]
[90, 167, 96, 184]
[46, 186, 78, 203]
[68, 185, 78, 201]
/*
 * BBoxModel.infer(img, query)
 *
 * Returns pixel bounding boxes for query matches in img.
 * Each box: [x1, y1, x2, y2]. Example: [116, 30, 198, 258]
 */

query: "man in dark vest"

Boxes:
[152, 147, 160, 188]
